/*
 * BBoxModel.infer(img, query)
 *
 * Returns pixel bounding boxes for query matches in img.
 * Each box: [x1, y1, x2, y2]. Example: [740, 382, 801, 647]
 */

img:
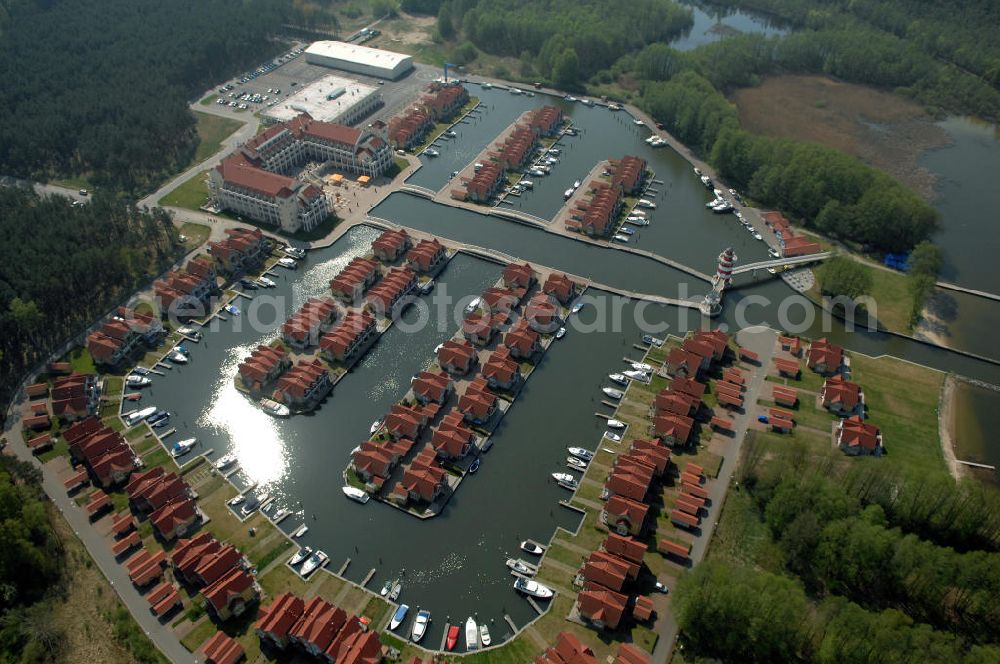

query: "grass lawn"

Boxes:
[141, 446, 171, 470]
[850, 353, 946, 479]
[104, 375, 123, 396]
[180, 618, 216, 652]
[66, 347, 96, 374]
[199, 93, 217, 106]
[190, 111, 243, 164]
[159, 170, 211, 210]
[52, 174, 93, 191]
[807, 261, 913, 334]
[37, 437, 70, 463]
[179, 222, 211, 252]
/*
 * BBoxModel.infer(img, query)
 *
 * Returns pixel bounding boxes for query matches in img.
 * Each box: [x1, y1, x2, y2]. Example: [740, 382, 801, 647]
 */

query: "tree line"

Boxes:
[0, 188, 182, 418]
[0, 0, 287, 193]
[673, 442, 1000, 661]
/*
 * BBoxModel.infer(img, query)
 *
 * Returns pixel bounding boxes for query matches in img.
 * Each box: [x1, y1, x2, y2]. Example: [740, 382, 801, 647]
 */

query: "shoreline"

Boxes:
[938, 374, 965, 482]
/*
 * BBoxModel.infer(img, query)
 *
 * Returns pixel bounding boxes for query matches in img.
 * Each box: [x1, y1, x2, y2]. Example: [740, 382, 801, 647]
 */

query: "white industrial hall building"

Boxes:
[262, 74, 383, 127]
[304, 41, 414, 80]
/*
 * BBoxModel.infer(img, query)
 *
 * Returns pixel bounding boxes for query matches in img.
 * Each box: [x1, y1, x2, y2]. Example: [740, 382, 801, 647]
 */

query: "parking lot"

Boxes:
[205, 45, 445, 128]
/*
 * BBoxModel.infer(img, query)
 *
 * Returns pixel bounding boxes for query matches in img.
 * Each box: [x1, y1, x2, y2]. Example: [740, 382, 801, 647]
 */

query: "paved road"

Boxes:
[649, 325, 777, 664]
[3, 408, 194, 663]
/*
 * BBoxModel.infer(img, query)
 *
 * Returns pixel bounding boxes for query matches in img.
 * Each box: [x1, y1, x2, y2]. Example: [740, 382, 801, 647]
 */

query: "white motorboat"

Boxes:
[228, 495, 245, 506]
[602, 387, 624, 399]
[650, 137, 667, 147]
[630, 210, 648, 219]
[284, 246, 306, 259]
[563, 188, 574, 200]
[424, 148, 440, 157]
[565, 95, 577, 102]
[571, 301, 584, 314]
[568, 447, 594, 460]
[607, 419, 626, 429]
[768, 248, 781, 258]
[694, 167, 702, 176]
[613, 234, 630, 243]
[521, 179, 534, 189]
[609, 373, 628, 385]
[292, 524, 309, 538]
[465, 617, 479, 651]
[411, 609, 431, 642]
[480, 624, 491, 646]
[625, 217, 649, 226]
[176, 326, 202, 341]
[289, 546, 312, 566]
[380, 580, 392, 596]
[224, 304, 240, 316]
[369, 418, 384, 435]
[631, 362, 654, 372]
[604, 431, 622, 442]
[520, 540, 545, 555]
[637, 199, 656, 208]
[469, 458, 480, 474]
[388, 581, 402, 601]
[171, 438, 197, 457]
[167, 349, 188, 364]
[342, 486, 370, 504]
[754, 232, 763, 240]
[642, 334, 664, 347]
[555, 327, 566, 340]
[618, 226, 635, 236]
[257, 276, 276, 288]
[552, 472, 576, 484]
[273, 508, 291, 523]
[445, 130, 458, 137]
[300, 550, 328, 576]
[567, 456, 588, 470]
[623, 369, 650, 381]
[390, 604, 409, 631]
[528, 169, 546, 177]
[700, 175, 713, 187]
[124, 405, 157, 426]
[506, 558, 537, 576]
[260, 398, 290, 417]
[608, 103, 621, 111]
[277, 257, 297, 269]
[214, 453, 237, 470]
[126, 375, 151, 388]
[558, 477, 579, 490]
[632, 118, 644, 126]
[573, 180, 581, 189]
[514, 577, 555, 599]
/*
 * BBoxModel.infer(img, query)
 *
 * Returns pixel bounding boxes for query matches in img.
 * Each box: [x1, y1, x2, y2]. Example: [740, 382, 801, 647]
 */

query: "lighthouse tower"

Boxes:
[701, 247, 737, 318]
[715, 247, 737, 286]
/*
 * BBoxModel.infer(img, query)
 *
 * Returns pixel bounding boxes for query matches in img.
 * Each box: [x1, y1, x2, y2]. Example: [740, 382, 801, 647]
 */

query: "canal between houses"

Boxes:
[145, 225, 701, 645]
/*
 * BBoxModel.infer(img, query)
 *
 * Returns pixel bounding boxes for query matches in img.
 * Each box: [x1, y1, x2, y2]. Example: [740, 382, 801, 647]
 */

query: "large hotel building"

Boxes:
[209, 113, 392, 233]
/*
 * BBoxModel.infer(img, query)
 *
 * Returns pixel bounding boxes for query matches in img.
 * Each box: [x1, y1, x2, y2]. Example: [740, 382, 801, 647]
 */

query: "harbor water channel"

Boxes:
[148, 83, 1000, 647]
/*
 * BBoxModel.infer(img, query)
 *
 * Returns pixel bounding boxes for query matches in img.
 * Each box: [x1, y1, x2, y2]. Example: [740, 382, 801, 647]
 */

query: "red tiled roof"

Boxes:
[255, 592, 305, 641]
[200, 630, 245, 664]
[577, 585, 628, 629]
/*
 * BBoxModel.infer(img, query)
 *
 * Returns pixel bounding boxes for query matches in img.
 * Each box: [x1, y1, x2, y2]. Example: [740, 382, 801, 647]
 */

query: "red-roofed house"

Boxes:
[437, 339, 477, 375]
[604, 534, 647, 567]
[330, 257, 381, 303]
[482, 346, 522, 391]
[372, 228, 412, 262]
[462, 312, 501, 346]
[411, 371, 453, 404]
[535, 631, 598, 664]
[577, 585, 628, 630]
[365, 266, 417, 317]
[525, 294, 560, 332]
[772, 384, 798, 408]
[666, 347, 703, 379]
[457, 378, 498, 425]
[209, 227, 267, 275]
[807, 338, 844, 375]
[273, 359, 332, 410]
[542, 272, 577, 305]
[503, 262, 536, 292]
[652, 414, 693, 447]
[431, 412, 475, 460]
[150, 497, 199, 541]
[202, 567, 258, 621]
[405, 238, 448, 274]
[200, 631, 245, 664]
[237, 344, 290, 393]
[837, 416, 883, 456]
[282, 297, 339, 349]
[821, 375, 863, 416]
[581, 550, 630, 592]
[255, 592, 305, 649]
[392, 444, 448, 505]
[504, 318, 542, 361]
[329, 628, 381, 664]
[615, 643, 651, 664]
[319, 310, 378, 364]
[602, 495, 649, 536]
[384, 403, 431, 440]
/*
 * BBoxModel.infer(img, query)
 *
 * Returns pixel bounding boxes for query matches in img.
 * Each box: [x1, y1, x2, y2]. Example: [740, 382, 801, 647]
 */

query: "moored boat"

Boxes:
[520, 540, 545, 555]
[176, 326, 202, 341]
[604, 431, 622, 442]
[568, 447, 594, 460]
[506, 558, 537, 576]
[563, 188, 574, 200]
[411, 609, 431, 642]
[390, 604, 409, 631]
[388, 582, 402, 601]
[552, 472, 576, 484]
[257, 276, 276, 288]
[277, 257, 297, 269]
[171, 437, 197, 457]
[479, 624, 491, 646]
[370, 418, 384, 434]
[607, 419, 626, 429]
[567, 456, 588, 470]
[300, 550, 328, 576]
[631, 362, 653, 372]
[613, 234, 630, 243]
[224, 304, 240, 316]
[514, 577, 555, 599]
[126, 375, 151, 388]
[602, 387, 624, 399]
[608, 373, 627, 385]
[289, 546, 312, 566]
[424, 148, 439, 157]
[342, 486, 370, 504]
[123, 392, 142, 401]
[214, 453, 237, 470]
[468, 458, 481, 474]
[555, 327, 566, 340]
[260, 398, 290, 417]
[446, 625, 460, 651]
[465, 617, 478, 651]
[557, 477, 579, 490]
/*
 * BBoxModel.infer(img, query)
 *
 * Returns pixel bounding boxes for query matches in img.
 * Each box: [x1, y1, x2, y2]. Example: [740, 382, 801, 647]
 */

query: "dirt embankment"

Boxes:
[731, 75, 951, 200]
[938, 374, 965, 482]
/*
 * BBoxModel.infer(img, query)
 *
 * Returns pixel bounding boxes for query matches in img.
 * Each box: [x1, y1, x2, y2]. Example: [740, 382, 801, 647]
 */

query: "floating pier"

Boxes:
[526, 597, 544, 615]
[503, 615, 517, 633]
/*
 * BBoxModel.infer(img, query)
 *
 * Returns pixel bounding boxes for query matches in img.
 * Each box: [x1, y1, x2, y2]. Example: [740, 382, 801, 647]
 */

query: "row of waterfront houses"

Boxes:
[565, 156, 647, 238]
[387, 81, 470, 150]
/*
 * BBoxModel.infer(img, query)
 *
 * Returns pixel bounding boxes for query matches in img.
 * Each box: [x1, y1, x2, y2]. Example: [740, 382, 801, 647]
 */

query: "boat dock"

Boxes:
[159, 428, 176, 439]
[956, 459, 997, 471]
[438, 624, 451, 651]
[504, 615, 517, 633]
[600, 400, 618, 409]
[526, 597, 544, 615]
[146, 368, 166, 376]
